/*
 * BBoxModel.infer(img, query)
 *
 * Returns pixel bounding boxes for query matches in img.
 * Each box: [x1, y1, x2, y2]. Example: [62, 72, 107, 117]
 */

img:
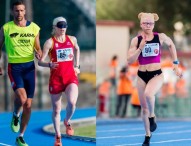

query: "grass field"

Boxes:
[75, 124, 96, 138]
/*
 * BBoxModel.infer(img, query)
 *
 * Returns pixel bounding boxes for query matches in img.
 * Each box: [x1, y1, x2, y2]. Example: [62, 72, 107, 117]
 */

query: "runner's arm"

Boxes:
[72, 36, 80, 68]
[159, 33, 182, 77]
[38, 38, 53, 68]
[34, 33, 42, 60]
[71, 36, 80, 74]
[127, 37, 142, 64]
[159, 33, 178, 61]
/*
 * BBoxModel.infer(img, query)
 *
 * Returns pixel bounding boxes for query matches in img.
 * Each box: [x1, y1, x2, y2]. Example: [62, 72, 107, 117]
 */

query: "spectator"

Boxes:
[115, 67, 133, 118]
[98, 79, 111, 118]
[109, 55, 118, 87]
[131, 87, 141, 117]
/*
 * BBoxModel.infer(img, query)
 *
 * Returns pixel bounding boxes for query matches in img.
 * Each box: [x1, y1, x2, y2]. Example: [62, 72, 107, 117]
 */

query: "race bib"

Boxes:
[56, 48, 74, 62]
[142, 43, 160, 57]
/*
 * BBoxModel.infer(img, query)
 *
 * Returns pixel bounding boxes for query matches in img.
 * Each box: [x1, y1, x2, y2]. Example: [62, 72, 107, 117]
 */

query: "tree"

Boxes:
[97, 0, 191, 36]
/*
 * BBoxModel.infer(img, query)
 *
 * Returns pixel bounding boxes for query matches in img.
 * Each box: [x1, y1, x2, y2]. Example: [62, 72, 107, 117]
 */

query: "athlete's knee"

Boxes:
[23, 104, 31, 113]
[144, 92, 153, 100]
[142, 108, 149, 115]
[16, 96, 27, 106]
[53, 106, 61, 116]
[68, 97, 77, 106]
[23, 99, 32, 110]
[67, 101, 76, 109]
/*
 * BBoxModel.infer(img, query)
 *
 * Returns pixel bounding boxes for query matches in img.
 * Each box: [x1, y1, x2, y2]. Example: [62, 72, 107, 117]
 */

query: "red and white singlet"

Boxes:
[48, 35, 78, 94]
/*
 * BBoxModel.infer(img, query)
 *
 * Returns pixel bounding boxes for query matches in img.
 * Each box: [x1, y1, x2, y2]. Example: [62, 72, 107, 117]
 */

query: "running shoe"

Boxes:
[64, 119, 74, 136]
[11, 114, 20, 133]
[54, 136, 62, 146]
[149, 116, 157, 132]
[16, 136, 28, 146]
[142, 135, 152, 146]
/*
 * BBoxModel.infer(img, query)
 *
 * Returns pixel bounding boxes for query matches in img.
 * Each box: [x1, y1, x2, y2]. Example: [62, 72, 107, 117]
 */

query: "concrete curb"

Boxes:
[42, 117, 96, 143]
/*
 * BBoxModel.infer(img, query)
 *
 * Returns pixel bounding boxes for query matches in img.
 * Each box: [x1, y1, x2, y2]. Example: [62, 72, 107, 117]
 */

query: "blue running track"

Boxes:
[0, 107, 96, 146]
[97, 118, 191, 146]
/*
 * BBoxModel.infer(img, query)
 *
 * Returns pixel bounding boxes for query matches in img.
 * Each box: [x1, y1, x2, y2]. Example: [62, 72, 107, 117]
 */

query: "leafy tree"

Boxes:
[97, 0, 191, 36]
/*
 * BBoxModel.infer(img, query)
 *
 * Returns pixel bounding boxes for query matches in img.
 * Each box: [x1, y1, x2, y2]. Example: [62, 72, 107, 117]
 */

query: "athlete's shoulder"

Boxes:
[4, 21, 13, 24]
[68, 35, 77, 44]
[131, 36, 138, 43]
[3, 21, 14, 28]
[30, 22, 40, 30]
[158, 33, 168, 40]
[46, 37, 53, 44]
[68, 35, 76, 40]
[30, 21, 39, 26]
[129, 36, 139, 48]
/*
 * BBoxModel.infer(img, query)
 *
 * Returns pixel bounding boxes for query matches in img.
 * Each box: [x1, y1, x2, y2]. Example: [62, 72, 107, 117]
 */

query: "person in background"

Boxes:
[127, 12, 182, 146]
[115, 66, 133, 118]
[109, 55, 118, 87]
[98, 78, 111, 118]
[131, 87, 141, 117]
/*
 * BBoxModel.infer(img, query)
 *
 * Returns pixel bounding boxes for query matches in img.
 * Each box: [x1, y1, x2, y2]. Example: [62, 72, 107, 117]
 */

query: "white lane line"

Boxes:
[97, 125, 188, 133]
[0, 143, 12, 146]
[97, 128, 143, 133]
[97, 134, 144, 139]
[97, 130, 191, 139]
[115, 138, 191, 146]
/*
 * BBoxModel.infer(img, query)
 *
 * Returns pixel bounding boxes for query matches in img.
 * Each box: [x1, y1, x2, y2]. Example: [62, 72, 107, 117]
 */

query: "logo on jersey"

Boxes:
[20, 33, 35, 38]
[67, 42, 71, 46]
[154, 49, 159, 54]
[18, 39, 30, 44]
[69, 53, 74, 59]
[55, 43, 59, 47]
[10, 33, 19, 38]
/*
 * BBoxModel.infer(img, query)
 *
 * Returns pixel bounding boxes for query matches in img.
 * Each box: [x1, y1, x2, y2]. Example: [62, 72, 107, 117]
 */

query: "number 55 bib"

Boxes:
[56, 48, 74, 62]
[142, 43, 159, 57]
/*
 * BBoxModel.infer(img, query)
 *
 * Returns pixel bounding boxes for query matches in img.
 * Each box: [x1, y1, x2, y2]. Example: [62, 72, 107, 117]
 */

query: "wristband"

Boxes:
[49, 63, 51, 68]
[173, 60, 179, 65]
[75, 65, 80, 69]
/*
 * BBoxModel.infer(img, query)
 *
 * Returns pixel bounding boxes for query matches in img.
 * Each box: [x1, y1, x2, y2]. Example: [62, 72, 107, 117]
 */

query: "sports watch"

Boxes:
[75, 65, 80, 69]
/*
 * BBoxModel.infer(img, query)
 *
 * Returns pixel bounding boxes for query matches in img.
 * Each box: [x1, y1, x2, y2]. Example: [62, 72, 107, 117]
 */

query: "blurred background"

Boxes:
[0, 0, 96, 112]
[96, 0, 191, 119]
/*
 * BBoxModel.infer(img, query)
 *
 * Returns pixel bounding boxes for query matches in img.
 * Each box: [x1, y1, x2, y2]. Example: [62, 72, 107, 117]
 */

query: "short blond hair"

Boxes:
[138, 12, 159, 22]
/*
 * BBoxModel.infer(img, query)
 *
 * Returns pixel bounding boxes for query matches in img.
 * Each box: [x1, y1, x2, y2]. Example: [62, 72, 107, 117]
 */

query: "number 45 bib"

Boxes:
[56, 48, 74, 62]
[142, 43, 159, 57]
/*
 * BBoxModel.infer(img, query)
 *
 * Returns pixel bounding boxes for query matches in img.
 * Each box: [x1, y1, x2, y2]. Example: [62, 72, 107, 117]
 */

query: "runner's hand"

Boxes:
[35, 52, 42, 60]
[173, 64, 182, 78]
[74, 67, 80, 75]
[139, 35, 147, 50]
[49, 62, 59, 69]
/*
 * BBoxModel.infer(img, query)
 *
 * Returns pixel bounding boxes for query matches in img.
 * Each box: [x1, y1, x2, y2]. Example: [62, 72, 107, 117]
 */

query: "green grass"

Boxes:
[74, 124, 96, 138]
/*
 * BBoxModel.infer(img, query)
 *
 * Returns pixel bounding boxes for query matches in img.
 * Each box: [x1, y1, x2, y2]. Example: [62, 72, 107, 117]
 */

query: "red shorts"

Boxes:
[49, 68, 78, 94]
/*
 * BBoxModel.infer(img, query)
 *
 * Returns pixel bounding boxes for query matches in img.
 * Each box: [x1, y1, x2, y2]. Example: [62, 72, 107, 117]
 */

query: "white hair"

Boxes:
[51, 16, 67, 36]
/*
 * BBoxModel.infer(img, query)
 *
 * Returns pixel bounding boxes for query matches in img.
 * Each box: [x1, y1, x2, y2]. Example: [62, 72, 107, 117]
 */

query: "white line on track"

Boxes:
[0, 143, 12, 146]
[97, 125, 188, 133]
[97, 130, 191, 139]
[115, 138, 191, 146]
